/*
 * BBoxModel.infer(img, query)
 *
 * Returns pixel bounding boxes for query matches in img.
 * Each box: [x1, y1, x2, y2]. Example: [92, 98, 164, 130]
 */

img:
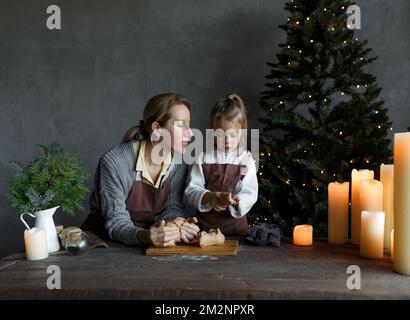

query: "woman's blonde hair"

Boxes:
[122, 93, 191, 144]
[210, 93, 248, 129]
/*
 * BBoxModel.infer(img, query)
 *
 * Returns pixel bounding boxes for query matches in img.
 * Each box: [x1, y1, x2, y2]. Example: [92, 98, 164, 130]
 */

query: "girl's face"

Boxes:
[213, 118, 242, 153]
[163, 103, 192, 154]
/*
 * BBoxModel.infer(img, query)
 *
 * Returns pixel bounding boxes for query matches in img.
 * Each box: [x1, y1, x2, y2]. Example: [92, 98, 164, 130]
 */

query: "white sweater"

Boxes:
[185, 150, 258, 218]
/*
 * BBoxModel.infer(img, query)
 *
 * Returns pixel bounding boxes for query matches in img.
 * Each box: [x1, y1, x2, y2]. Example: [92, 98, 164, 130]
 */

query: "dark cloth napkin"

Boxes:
[245, 222, 282, 247]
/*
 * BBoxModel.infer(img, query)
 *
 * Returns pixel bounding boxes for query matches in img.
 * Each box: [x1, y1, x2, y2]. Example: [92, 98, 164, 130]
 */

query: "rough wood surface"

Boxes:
[146, 240, 238, 256]
[1, 239, 409, 299]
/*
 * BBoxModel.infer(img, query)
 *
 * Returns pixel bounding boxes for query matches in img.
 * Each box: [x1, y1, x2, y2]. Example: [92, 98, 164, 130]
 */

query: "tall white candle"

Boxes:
[351, 169, 374, 245]
[24, 227, 49, 261]
[328, 182, 349, 244]
[359, 179, 383, 213]
[360, 211, 385, 259]
[380, 164, 394, 251]
[393, 132, 410, 275]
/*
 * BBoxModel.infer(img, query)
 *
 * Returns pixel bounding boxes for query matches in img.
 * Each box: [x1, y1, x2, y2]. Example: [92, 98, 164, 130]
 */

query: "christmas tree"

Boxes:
[256, 0, 392, 236]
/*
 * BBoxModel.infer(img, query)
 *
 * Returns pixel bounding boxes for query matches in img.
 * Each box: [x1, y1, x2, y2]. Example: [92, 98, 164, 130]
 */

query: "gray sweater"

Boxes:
[88, 140, 188, 246]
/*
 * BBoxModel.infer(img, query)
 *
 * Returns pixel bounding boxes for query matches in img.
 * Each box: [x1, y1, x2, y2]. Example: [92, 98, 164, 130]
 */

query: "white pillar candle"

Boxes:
[293, 224, 313, 246]
[380, 164, 394, 251]
[24, 227, 49, 261]
[359, 179, 383, 213]
[360, 211, 385, 259]
[351, 169, 374, 245]
[328, 182, 349, 244]
[393, 132, 410, 275]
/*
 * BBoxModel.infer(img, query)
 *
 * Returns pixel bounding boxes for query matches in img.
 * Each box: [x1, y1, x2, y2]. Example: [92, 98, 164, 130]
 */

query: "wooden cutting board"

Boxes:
[146, 240, 239, 256]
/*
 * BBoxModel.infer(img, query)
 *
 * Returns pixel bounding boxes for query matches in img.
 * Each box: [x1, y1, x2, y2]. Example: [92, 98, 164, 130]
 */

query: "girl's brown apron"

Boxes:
[81, 150, 171, 239]
[196, 163, 249, 236]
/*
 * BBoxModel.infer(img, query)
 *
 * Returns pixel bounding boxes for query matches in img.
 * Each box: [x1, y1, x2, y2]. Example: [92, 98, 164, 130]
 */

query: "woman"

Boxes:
[82, 93, 199, 247]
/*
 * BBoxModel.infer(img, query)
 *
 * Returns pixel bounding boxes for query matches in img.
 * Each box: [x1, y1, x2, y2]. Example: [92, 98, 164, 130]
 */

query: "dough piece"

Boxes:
[198, 228, 225, 248]
[164, 217, 187, 244]
[166, 217, 186, 229]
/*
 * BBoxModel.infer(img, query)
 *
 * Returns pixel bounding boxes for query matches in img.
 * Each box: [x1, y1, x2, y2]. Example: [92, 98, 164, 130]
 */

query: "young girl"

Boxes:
[185, 93, 258, 236]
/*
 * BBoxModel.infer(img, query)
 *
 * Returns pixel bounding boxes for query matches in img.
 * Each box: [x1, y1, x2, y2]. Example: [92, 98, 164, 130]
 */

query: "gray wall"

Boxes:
[1, 0, 409, 258]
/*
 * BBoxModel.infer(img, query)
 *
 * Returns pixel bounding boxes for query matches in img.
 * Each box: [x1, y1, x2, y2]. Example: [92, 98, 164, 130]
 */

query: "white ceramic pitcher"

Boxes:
[20, 206, 61, 253]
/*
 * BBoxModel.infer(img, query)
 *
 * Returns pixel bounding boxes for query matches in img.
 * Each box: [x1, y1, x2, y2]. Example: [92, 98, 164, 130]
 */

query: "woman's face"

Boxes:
[163, 103, 192, 154]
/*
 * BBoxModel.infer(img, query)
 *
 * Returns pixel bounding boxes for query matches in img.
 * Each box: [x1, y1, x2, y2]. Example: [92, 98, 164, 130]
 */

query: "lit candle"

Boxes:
[391, 229, 394, 263]
[328, 182, 349, 244]
[359, 179, 383, 213]
[293, 224, 313, 246]
[393, 132, 410, 275]
[24, 227, 49, 261]
[360, 211, 385, 259]
[380, 164, 394, 251]
[351, 169, 374, 245]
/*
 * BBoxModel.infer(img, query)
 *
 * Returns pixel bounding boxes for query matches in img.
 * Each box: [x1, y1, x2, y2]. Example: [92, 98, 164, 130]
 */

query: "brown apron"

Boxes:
[196, 163, 249, 236]
[82, 148, 171, 239]
[125, 177, 171, 229]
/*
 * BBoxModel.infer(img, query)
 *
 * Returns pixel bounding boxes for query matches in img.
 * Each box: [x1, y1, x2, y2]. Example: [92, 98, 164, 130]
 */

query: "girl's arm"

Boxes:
[228, 153, 258, 218]
[184, 158, 213, 212]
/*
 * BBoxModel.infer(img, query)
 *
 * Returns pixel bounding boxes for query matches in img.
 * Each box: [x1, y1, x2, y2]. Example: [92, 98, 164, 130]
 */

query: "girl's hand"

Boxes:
[204, 191, 227, 211]
[203, 192, 239, 211]
[180, 217, 200, 243]
[149, 220, 180, 247]
[230, 194, 240, 207]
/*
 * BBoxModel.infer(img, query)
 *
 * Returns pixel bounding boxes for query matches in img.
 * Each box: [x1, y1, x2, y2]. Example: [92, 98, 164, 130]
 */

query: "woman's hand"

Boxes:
[180, 217, 200, 243]
[148, 220, 180, 247]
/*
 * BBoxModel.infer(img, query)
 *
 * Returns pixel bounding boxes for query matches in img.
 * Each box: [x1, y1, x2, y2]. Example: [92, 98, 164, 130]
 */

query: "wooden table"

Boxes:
[1, 239, 409, 299]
